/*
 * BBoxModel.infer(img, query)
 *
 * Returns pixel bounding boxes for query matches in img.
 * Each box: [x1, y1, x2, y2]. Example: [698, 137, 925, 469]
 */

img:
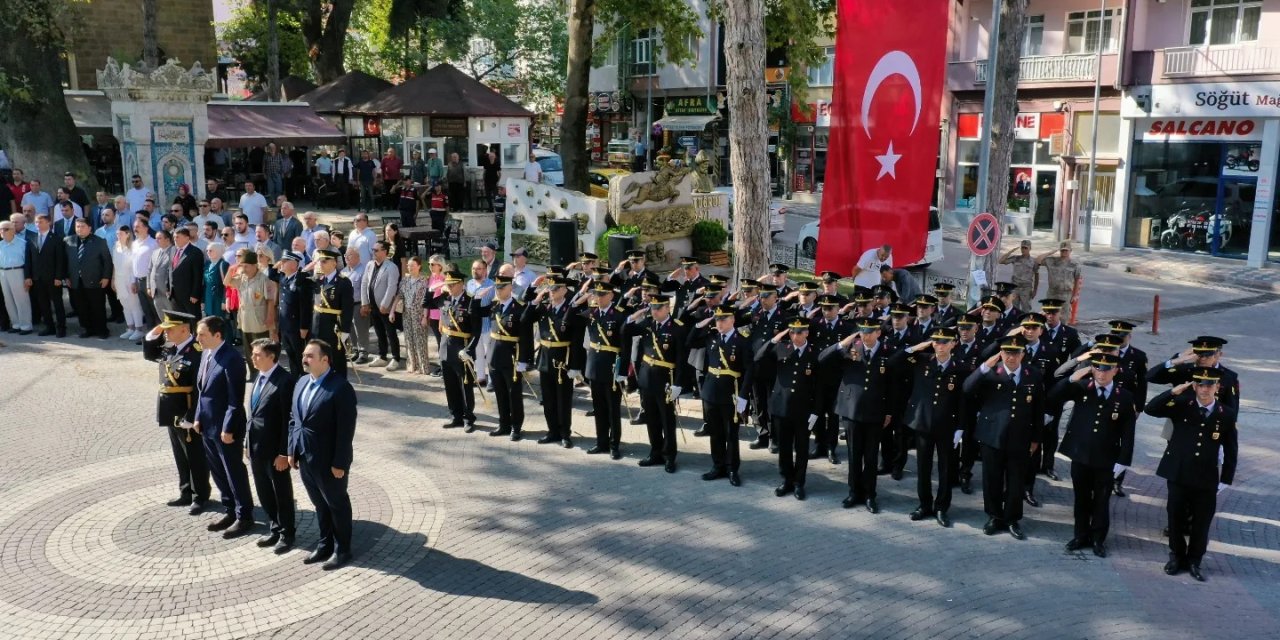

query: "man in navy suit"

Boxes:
[247, 339, 298, 552]
[194, 315, 256, 538]
[289, 339, 358, 570]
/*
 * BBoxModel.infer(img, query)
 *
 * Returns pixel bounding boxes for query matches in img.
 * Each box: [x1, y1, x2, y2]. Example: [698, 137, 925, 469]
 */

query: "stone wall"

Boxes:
[70, 0, 216, 90]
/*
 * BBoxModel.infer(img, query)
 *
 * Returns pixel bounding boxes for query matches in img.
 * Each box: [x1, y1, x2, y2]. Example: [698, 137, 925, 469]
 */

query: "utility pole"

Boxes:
[968, 0, 1002, 307]
[1082, 0, 1106, 252]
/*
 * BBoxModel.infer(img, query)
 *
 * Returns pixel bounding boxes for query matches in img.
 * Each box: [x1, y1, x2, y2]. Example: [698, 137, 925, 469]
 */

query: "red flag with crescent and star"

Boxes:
[815, 0, 948, 273]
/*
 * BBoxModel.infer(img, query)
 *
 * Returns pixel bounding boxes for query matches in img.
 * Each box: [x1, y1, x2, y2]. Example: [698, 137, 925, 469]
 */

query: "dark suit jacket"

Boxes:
[248, 365, 297, 460]
[820, 339, 897, 423]
[757, 340, 822, 421]
[890, 348, 970, 438]
[195, 343, 248, 438]
[273, 215, 303, 250]
[1053, 378, 1136, 469]
[962, 363, 1046, 452]
[1146, 389, 1237, 489]
[278, 271, 314, 333]
[25, 232, 67, 283]
[169, 243, 205, 303]
[63, 234, 112, 288]
[288, 371, 358, 471]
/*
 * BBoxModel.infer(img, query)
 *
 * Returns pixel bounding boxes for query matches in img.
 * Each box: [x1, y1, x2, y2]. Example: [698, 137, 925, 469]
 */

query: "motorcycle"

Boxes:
[1226, 148, 1260, 172]
[1160, 206, 1231, 251]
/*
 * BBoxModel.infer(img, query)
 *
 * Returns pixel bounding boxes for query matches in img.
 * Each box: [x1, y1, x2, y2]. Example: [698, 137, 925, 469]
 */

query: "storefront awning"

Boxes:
[65, 92, 112, 132]
[653, 114, 719, 132]
[206, 102, 347, 148]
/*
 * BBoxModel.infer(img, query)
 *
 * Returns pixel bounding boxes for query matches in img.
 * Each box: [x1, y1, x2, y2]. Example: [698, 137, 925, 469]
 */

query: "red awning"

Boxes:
[206, 102, 346, 148]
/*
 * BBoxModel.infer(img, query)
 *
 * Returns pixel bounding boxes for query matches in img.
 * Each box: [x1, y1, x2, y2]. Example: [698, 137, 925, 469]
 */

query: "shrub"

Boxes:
[691, 220, 728, 253]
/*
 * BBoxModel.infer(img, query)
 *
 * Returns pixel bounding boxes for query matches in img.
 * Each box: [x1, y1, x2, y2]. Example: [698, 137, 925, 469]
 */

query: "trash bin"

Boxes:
[1007, 212, 1032, 238]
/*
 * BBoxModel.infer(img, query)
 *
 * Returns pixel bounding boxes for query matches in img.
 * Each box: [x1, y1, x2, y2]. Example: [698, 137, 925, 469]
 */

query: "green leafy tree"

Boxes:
[220, 3, 313, 93]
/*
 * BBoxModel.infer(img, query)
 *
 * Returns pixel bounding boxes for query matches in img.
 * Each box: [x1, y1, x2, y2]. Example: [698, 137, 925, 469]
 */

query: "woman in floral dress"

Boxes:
[396, 256, 431, 374]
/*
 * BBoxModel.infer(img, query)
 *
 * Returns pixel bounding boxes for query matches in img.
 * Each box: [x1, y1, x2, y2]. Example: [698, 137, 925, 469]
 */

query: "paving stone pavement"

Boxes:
[0, 325, 1277, 639]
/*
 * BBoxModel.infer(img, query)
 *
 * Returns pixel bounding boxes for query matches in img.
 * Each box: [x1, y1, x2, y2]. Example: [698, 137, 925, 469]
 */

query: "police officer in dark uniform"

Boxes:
[952, 312, 986, 494]
[810, 293, 851, 464]
[824, 318, 897, 513]
[818, 271, 847, 305]
[1053, 353, 1136, 558]
[522, 274, 585, 448]
[933, 283, 962, 326]
[309, 248, 354, 379]
[879, 302, 915, 478]
[975, 296, 1006, 348]
[745, 282, 788, 452]
[758, 317, 822, 499]
[963, 335, 1045, 540]
[625, 292, 685, 472]
[1040, 298, 1082, 358]
[436, 270, 482, 430]
[906, 294, 940, 343]
[579, 281, 631, 459]
[1145, 368, 1238, 582]
[485, 275, 534, 440]
[1107, 319, 1148, 497]
[275, 251, 313, 375]
[768, 263, 794, 299]
[143, 310, 210, 514]
[892, 326, 970, 527]
[688, 303, 753, 485]
[1147, 336, 1240, 420]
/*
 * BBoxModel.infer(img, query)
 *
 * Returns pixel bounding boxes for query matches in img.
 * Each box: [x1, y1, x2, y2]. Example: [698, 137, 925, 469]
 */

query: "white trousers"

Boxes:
[0, 268, 32, 330]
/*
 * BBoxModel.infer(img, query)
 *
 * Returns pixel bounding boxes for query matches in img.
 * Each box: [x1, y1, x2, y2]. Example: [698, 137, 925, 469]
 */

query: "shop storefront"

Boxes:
[652, 95, 722, 175]
[1121, 82, 1280, 266]
[588, 91, 631, 165]
[791, 100, 831, 193]
[951, 111, 1067, 231]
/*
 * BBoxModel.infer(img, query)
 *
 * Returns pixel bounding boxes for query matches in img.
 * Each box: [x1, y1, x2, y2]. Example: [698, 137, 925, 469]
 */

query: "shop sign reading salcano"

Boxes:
[1138, 118, 1259, 141]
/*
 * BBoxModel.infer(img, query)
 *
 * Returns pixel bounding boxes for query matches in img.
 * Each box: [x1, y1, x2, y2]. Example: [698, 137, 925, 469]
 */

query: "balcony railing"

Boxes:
[975, 53, 1100, 83]
[1163, 44, 1280, 77]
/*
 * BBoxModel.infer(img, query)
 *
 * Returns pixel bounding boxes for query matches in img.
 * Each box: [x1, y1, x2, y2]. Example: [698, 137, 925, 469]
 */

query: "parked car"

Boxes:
[796, 206, 945, 268]
[588, 168, 631, 198]
[533, 148, 564, 187]
[711, 186, 787, 239]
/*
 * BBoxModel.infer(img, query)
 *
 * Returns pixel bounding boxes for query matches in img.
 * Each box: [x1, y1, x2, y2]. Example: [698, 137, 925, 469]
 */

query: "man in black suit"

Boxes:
[194, 315, 255, 538]
[1145, 368, 1237, 582]
[1053, 353, 1136, 558]
[824, 318, 897, 513]
[247, 339, 298, 552]
[963, 335, 1045, 541]
[26, 214, 67, 336]
[64, 217, 112, 339]
[276, 251, 313, 374]
[758, 318, 821, 499]
[892, 326, 970, 527]
[168, 228, 204, 321]
[289, 339, 358, 570]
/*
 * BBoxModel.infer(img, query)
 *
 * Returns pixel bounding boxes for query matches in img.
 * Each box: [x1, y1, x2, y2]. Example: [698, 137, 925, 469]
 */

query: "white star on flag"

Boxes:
[875, 141, 902, 180]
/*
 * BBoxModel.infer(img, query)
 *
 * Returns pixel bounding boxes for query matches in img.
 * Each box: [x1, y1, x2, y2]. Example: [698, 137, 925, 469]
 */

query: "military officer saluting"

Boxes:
[952, 312, 986, 494]
[744, 282, 788, 452]
[824, 318, 897, 513]
[891, 326, 970, 527]
[1145, 368, 1238, 582]
[579, 281, 631, 459]
[310, 248, 354, 378]
[485, 275, 534, 440]
[1039, 298, 1082, 358]
[436, 269, 482, 431]
[1053, 353, 1136, 558]
[625, 292, 686, 472]
[1107, 319, 1149, 498]
[933, 283, 962, 326]
[143, 310, 210, 514]
[810, 293, 851, 464]
[521, 274, 586, 448]
[1147, 336, 1240, 420]
[276, 251, 313, 374]
[688, 303, 754, 486]
[758, 318, 823, 499]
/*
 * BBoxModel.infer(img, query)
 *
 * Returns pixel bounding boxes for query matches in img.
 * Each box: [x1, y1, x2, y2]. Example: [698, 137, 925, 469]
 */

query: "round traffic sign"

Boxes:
[967, 212, 1001, 257]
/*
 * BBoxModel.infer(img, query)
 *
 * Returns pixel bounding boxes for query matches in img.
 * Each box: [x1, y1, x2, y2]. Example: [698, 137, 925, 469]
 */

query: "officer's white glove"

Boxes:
[807, 414, 818, 430]
[568, 369, 582, 379]
[614, 374, 627, 384]
[1113, 463, 1128, 478]
[734, 396, 748, 413]
[669, 385, 682, 398]
[953, 430, 963, 448]
[1217, 482, 1229, 494]
[1043, 414, 1054, 426]
[516, 362, 528, 373]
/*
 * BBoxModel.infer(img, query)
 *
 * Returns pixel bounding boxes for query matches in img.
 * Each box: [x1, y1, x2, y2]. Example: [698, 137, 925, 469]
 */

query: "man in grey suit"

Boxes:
[272, 201, 303, 251]
[149, 229, 175, 318]
[360, 240, 401, 370]
[64, 217, 113, 338]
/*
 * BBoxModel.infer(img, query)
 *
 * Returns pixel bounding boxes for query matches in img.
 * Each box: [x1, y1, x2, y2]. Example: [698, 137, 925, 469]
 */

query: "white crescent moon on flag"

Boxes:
[861, 50, 923, 138]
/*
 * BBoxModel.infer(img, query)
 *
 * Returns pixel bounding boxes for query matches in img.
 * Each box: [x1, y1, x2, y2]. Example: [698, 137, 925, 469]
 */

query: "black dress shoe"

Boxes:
[1065, 538, 1088, 552]
[166, 495, 194, 507]
[464, 421, 478, 433]
[609, 447, 621, 460]
[638, 456, 664, 467]
[983, 518, 1001, 535]
[18, 329, 32, 336]
[1113, 481, 1127, 498]
[890, 468, 903, 481]
[794, 486, 806, 501]
[936, 511, 952, 528]
[769, 444, 779, 454]
[536, 435, 561, 444]
[586, 445, 608, 455]
[876, 465, 891, 476]
[304, 547, 334, 564]
[1092, 542, 1108, 558]
[664, 461, 676, 473]
[1163, 559, 1182, 576]
[274, 537, 294, 553]
[909, 507, 933, 521]
[728, 472, 742, 487]
[323, 552, 352, 570]
[775, 483, 795, 497]
[1162, 526, 1170, 537]
[1188, 564, 1205, 582]
[37, 329, 55, 337]
[1008, 522, 1026, 540]
[510, 431, 522, 442]
[1024, 492, 1041, 508]
[56, 330, 67, 338]
[630, 414, 646, 425]
[701, 469, 727, 481]
[257, 533, 281, 548]
[188, 501, 207, 516]
[1045, 469, 1060, 481]
[828, 450, 840, 465]
[442, 419, 463, 429]
[841, 494, 860, 509]
[207, 514, 236, 532]
[807, 448, 826, 460]
[960, 477, 974, 495]
[585, 409, 596, 417]
[562, 438, 574, 449]
[692, 426, 710, 437]
[489, 428, 511, 437]
[77, 331, 92, 339]
[865, 498, 880, 514]
[222, 519, 254, 539]
[748, 439, 769, 450]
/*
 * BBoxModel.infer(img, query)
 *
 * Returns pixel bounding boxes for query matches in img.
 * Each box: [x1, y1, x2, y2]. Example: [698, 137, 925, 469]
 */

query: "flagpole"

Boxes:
[968, 0, 1002, 308]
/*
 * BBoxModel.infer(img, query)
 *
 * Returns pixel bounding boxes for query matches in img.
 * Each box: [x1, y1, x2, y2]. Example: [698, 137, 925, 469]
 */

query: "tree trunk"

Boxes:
[722, 0, 770, 283]
[267, 0, 281, 101]
[980, 0, 1028, 281]
[0, 2, 94, 188]
[303, 0, 354, 84]
[142, 0, 159, 67]
[559, 0, 594, 193]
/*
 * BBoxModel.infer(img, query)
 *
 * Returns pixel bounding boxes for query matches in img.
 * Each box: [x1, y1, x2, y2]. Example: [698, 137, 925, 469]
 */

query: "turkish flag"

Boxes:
[815, 0, 948, 272]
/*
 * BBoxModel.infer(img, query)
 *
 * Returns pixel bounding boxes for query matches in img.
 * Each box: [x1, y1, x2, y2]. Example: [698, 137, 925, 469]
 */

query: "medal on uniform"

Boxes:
[1212, 431, 1220, 440]
[880, 366, 885, 373]
[1026, 395, 1032, 404]
[948, 382, 954, 391]
[805, 368, 812, 376]
[1111, 412, 1119, 420]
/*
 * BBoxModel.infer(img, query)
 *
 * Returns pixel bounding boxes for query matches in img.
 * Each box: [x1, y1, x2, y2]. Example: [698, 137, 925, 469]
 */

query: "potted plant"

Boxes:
[691, 220, 729, 266]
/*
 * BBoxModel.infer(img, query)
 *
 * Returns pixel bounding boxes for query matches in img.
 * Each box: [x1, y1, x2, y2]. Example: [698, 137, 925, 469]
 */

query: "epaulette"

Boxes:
[674, 319, 683, 326]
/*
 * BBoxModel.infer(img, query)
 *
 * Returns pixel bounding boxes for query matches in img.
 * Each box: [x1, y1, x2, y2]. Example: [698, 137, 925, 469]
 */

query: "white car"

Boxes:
[711, 186, 787, 239]
[797, 206, 945, 267]
[533, 148, 564, 187]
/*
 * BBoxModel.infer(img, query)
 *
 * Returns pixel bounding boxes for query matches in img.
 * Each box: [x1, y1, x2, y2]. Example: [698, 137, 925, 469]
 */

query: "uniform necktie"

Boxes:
[1099, 388, 1108, 401]
[1201, 407, 1210, 420]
